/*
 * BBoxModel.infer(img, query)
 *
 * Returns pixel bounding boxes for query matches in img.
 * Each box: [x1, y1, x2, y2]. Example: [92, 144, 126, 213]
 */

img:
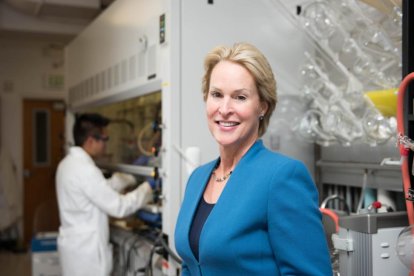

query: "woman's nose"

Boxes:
[218, 98, 232, 115]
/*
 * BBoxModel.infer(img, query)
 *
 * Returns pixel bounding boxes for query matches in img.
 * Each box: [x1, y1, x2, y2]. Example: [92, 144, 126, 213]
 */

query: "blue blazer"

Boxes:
[174, 140, 332, 275]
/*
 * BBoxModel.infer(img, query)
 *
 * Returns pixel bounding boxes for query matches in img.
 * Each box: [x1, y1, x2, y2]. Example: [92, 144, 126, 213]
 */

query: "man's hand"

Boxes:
[110, 172, 137, 192]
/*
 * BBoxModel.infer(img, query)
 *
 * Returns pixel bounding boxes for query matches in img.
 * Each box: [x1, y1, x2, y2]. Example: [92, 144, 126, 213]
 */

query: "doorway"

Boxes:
[22, 99, 65, 246]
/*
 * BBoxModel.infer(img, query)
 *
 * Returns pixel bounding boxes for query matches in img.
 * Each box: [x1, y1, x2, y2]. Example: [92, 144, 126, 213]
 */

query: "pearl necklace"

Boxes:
[213, 170, 233, 182]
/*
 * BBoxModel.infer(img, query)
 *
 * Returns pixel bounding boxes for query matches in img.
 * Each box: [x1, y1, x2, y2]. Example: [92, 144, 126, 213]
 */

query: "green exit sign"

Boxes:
[45, 73, 64, 90]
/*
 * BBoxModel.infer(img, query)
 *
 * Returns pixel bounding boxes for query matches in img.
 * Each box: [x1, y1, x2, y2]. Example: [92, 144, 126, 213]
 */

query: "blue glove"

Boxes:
[146, 177, 161, 190]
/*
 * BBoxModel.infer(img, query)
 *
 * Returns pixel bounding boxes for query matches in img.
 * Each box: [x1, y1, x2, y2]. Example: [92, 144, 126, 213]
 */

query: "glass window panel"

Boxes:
[33, 109, 50, 166]
[90, 91, 162, 167]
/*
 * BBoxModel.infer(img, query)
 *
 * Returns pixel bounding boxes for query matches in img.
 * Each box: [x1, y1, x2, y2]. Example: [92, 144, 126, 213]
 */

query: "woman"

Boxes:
[174, 43, 332, 275]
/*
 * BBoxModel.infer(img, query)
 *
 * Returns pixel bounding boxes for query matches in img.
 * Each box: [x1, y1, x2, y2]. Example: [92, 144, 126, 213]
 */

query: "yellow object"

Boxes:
[365, 88, 397, 117]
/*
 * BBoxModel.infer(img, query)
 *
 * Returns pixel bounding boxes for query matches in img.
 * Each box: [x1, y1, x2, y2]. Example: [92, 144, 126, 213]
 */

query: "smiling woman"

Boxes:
[174, 42, 333, 276]
[206, 60, 264, 154]
[202, 43, 277, 138]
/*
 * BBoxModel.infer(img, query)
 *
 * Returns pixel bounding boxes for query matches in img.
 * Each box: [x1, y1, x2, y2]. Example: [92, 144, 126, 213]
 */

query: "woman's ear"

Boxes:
[260, 102, 269, 116]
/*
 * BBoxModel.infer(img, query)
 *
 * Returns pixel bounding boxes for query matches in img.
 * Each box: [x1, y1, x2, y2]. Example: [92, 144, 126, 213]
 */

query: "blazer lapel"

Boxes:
[181, 159, 218, 262]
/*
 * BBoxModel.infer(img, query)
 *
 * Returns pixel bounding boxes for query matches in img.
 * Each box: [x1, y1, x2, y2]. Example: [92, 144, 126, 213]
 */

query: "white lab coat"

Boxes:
[56, 147, 152, 276]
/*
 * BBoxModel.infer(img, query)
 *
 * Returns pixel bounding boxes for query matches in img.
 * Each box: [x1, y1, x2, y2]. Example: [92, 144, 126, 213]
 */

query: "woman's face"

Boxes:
[206, 60, 266, 149]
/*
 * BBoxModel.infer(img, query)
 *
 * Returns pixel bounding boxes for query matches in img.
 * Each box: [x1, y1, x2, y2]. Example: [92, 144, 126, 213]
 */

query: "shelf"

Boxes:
[316, 160, 401, 171]
[317, 160, 403, 192]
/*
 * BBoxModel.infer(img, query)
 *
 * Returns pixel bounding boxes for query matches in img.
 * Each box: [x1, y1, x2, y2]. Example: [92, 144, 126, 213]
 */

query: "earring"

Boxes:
[259, 115, 264, 121]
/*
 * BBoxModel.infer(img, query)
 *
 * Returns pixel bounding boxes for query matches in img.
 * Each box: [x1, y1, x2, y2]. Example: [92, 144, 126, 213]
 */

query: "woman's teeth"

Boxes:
[219, 121, 238, 127]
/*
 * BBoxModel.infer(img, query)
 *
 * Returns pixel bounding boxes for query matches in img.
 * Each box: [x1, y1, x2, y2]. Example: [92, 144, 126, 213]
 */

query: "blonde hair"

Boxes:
[202, 42, 277, 137]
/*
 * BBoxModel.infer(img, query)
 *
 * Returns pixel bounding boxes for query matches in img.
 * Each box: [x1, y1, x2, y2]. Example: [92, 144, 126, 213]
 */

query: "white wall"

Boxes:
[0, 38, 66, 240]
[0, 39, 66, 97]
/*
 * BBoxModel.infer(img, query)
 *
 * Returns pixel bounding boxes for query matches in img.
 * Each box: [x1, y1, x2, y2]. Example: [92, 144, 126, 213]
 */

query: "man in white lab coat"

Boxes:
[56, 113, 153, 276]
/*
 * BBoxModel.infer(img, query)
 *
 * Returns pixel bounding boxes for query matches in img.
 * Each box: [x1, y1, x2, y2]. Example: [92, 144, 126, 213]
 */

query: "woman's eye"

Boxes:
[210, 91, 222, 98]
[235, 95, 247, 101]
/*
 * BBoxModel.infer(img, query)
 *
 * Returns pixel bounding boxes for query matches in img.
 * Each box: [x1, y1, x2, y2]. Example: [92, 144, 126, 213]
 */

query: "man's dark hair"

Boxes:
[73, 113, 110, 146]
